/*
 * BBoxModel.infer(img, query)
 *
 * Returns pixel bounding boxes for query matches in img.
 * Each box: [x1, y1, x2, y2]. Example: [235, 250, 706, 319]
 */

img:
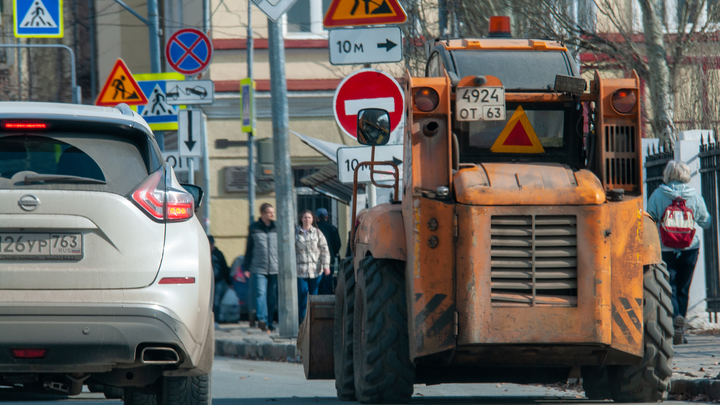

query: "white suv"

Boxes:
[0, 102, 214, 404]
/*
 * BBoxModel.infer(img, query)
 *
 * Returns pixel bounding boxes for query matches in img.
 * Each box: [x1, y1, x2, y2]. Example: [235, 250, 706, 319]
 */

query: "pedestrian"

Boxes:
[243, 203, 279, 332]
[296, 210, 330, 323]
[209, 235, 232, 328]
[648, 161, 711, 345]
[316, 208, 342, 294]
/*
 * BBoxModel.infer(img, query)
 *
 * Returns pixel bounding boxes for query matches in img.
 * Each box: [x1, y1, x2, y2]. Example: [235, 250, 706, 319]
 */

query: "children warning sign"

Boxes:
[490, 106, 546, 154]
[323, 0, 407, 27]
[95, 59, 148, 106]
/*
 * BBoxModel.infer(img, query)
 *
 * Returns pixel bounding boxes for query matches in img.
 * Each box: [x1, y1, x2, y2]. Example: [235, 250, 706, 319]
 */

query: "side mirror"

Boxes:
[181, 183, 204, 211]
[357, 108, 391, 146]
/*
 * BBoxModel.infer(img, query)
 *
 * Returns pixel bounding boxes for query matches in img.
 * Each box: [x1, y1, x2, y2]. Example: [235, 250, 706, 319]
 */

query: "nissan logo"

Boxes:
[18, 194, 40, 211]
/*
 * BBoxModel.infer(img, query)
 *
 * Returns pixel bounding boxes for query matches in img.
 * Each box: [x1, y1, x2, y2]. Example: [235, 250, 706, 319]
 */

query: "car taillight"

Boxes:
[131, 171, 194, 222]
[12, 348, 47, 359]
[3, 122, 48, 129]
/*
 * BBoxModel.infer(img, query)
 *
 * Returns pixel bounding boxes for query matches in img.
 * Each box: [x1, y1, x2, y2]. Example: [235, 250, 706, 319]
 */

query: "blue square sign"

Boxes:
[14, 0, 64, 38]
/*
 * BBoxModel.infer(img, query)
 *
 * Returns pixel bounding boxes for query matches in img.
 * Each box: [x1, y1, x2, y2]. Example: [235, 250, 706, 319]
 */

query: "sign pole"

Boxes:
[148, 0, 163, 150]
[246, 0, 258, 326]
[268, 18, 298, 338]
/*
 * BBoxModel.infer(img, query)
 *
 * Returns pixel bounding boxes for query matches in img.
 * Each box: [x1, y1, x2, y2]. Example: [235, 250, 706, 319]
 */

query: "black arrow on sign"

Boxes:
[393, 156, 402, 166]
[377, 39, 397, 52]
[185, 111, 196, 151]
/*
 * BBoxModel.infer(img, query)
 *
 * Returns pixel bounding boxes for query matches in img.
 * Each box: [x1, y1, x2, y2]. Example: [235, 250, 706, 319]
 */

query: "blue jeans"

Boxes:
[298, 275, 322, 322]
[252, 273, 277, 328]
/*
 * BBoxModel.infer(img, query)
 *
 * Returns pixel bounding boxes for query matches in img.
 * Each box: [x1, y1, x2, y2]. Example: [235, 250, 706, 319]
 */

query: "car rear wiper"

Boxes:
[24, 174, 106, 184]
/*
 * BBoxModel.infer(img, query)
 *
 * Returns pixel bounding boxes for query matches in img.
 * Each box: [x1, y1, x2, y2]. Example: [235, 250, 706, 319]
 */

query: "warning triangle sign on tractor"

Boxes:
[20, 0, 58, 28]
[95, 59, 148, 106]
[490, 106, 546, 154]
[323, 0, 407, 27]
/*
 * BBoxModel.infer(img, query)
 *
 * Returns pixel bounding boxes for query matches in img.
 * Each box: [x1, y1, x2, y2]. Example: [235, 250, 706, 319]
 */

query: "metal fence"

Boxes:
[645, 142, 674, 197]
[699, 137, 720, 317]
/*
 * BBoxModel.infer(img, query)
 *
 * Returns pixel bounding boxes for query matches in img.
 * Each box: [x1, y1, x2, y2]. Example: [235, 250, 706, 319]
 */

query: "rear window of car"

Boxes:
[0, 132, 158, 195]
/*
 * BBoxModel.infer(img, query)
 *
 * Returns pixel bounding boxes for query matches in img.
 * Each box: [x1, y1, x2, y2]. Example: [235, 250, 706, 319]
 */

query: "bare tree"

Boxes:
[402, 0, 720, 142]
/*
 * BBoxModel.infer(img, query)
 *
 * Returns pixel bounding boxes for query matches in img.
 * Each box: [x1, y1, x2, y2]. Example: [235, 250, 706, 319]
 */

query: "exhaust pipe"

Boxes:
[140, 347, 180, 364]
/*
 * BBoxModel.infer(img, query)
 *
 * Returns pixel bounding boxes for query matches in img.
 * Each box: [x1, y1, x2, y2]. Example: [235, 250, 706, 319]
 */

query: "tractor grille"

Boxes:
[490, 215, 578, 307]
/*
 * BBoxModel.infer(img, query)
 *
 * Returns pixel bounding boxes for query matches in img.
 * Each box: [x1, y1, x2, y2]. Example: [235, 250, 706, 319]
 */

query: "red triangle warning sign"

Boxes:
[323, 0, 407, 27]
[491, 106, 545, 154]
[95, 59, 148, 107]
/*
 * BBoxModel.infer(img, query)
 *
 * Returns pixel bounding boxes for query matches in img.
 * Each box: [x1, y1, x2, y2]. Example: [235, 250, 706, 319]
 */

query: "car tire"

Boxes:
[353, 256, 414, 404]
[161, 374, 211, 405]
[123, 388, 158, 405]
[609, 263, 673, 402]
[334, 256, 355, 401]
[103, 385, 124, 399]
[581, 366, 611, 400]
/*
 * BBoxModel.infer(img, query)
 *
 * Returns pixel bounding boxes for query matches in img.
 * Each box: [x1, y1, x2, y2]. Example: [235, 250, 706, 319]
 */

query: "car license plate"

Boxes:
[0, 233, 83, 260]
[456, 86, 506, 122]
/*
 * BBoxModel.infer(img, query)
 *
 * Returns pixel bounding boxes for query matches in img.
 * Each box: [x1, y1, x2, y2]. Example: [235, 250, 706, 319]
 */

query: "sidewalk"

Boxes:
[215, 322, 720, 399]
[215, 322, 300, 362]
[670, 332, 720, 401]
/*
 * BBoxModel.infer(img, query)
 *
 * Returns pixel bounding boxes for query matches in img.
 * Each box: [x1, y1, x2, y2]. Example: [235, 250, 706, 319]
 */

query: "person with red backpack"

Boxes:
[648, 161, 711, 345]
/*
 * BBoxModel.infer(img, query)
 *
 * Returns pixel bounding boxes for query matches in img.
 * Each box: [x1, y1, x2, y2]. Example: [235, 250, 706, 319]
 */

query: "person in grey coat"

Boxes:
[648, 161, 711, 345]
[243, 203, 279, 332]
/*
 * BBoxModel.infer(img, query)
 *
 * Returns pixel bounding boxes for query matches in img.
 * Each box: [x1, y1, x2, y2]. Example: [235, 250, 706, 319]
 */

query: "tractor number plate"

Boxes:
[456, 86, 506, 122]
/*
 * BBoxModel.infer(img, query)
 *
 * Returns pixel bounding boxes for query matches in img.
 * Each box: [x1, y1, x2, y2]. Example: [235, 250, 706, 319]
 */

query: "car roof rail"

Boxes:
[114, 103, 135, 117]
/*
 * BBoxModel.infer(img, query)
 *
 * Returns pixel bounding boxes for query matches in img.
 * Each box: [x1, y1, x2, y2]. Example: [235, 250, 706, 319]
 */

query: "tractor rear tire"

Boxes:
[353, 256, 414, 404]
[609, 263, 674, 402]
[334, 256, 356, 401]
[581, 366, 611, 400]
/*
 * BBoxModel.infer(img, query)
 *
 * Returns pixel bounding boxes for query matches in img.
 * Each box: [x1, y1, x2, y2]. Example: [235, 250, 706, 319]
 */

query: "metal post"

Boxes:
[88, 0, 97, 100]
[148, 0, 164, 150]
[246, 0, 257, 326]
[201, 111, 211, 234]
[0, 44, 78, 103]
[268, 19, 298, 338]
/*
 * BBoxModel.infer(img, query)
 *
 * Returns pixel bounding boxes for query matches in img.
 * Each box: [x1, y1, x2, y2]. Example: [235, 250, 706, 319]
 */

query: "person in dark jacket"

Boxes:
[243, 203, 279, 332]
[209, 235, 231, 327]
[648, 161, 711, 345]
[316, 208, 341, 294]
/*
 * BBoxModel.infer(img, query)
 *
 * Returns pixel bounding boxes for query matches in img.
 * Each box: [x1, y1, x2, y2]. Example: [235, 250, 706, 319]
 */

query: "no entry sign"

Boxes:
[333, 69, 404, 140]
[165, 28, 213, 76]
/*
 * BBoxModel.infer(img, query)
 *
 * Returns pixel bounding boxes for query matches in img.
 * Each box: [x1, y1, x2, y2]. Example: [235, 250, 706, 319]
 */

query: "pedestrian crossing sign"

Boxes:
[95, 59, 148, 107]
[132, 72, 186, 131]
[14, 0, 64, 38]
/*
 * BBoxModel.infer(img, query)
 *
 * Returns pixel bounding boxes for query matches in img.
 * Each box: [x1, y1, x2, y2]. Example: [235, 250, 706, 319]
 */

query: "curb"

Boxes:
[671, 379, 720, 400]
[215, 338, 300, 362]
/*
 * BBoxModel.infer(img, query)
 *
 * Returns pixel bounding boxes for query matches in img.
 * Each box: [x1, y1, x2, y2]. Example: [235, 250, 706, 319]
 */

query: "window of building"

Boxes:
[284, 0, 332, 37]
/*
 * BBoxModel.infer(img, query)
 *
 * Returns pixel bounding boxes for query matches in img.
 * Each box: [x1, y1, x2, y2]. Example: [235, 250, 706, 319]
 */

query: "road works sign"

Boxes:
[333, 69, 404, 140]
[165, 28, 213, 76]
[251, 0, 297, 22]
[133, 72, 185, 131]
[329, 26, 402, 65]
[323, 0, 406, 27]
[14, 0, 63, 38]
[490, 106, 545, 154]
[96, 59, 148, 106]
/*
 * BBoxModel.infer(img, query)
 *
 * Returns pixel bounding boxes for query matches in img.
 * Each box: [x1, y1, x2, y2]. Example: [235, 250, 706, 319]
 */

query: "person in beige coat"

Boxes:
[296, 210, 330, 322]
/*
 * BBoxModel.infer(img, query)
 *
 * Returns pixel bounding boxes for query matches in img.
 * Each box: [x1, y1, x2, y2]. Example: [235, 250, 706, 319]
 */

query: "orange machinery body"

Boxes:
[352, 38, 663, 383]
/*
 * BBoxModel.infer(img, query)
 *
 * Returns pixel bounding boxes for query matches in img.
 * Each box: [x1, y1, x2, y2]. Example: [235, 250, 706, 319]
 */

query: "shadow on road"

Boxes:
[212, 396, 599, 405]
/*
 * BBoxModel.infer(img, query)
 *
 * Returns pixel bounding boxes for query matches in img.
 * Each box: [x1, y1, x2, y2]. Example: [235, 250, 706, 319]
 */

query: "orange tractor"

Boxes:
[302, 17, 672, 403]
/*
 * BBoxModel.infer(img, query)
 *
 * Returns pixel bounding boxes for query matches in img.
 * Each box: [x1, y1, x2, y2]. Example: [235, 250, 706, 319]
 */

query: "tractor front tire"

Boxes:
[334, 256, 356, 401]
[353, 256, 414, 404]
[609, 263, 674, 402]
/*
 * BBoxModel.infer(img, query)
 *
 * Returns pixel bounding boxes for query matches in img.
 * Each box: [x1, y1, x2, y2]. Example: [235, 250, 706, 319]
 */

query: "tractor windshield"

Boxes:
[451, 50, 574, 90]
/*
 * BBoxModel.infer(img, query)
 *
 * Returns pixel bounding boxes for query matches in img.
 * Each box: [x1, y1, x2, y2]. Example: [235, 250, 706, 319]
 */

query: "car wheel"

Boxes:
[103, 385, 124, 399]
[162, 374, 211, 405]
[123, 388, 158, 405]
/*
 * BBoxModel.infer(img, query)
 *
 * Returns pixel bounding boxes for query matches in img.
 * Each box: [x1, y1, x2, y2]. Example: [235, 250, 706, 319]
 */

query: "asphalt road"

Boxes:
[0, 357, 694, 404]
